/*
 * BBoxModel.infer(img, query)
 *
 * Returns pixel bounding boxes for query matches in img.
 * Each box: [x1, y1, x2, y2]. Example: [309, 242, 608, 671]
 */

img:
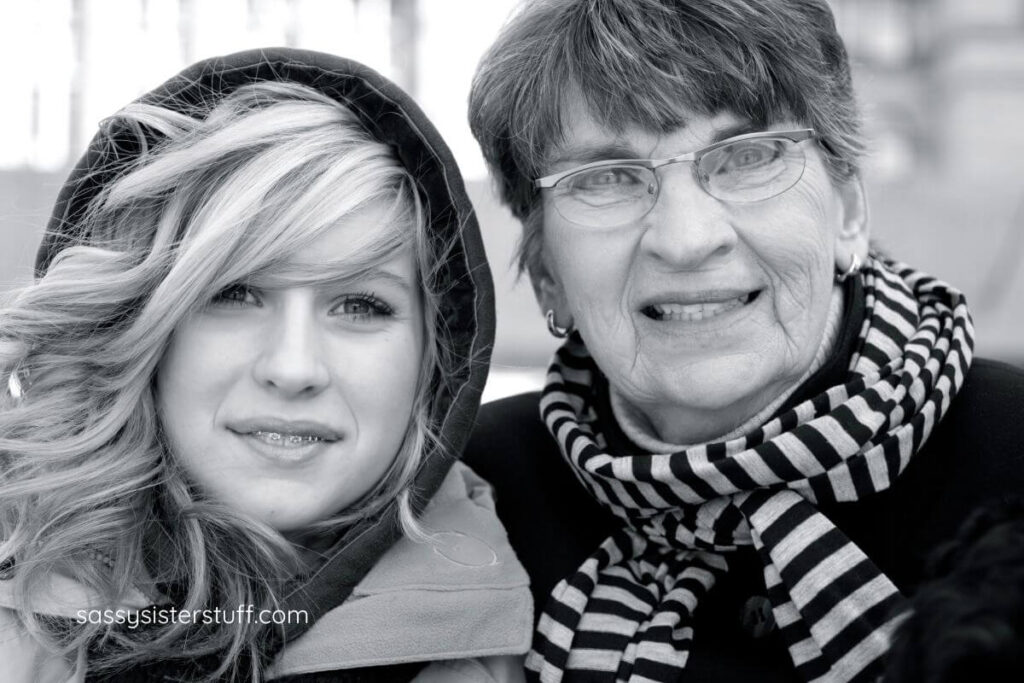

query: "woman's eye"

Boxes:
[334, 294, 394, 320]
[570, 166, 646, 191]
[724, 141, 779, 169]
[211, 284, 260, 307]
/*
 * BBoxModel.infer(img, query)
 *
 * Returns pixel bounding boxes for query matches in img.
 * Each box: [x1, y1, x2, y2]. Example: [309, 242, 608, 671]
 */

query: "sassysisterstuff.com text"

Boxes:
[76, 605, 309, 629]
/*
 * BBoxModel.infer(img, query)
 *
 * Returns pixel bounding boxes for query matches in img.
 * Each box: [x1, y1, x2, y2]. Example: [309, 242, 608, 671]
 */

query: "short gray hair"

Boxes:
[469, 0, 864, 278]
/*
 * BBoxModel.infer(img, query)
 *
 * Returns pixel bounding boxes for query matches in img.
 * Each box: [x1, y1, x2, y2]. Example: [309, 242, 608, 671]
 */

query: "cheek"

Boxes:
[545, 219, 637, 331]
[155, 323, 250, 471]
[332, 329, 423, 429]
[157, 329, 213, 433]
[744, 191, 837, 312]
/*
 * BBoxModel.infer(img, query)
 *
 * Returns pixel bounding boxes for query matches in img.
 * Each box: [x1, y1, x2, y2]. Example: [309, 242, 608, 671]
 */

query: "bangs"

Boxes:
[160, 125, 418, 307]
[493, 0, 847, 178]
[244, 194, 415, 292]
[218, 178, 417, 293]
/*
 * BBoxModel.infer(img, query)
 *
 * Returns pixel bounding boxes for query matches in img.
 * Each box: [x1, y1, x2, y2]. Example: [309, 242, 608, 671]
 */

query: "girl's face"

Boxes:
[156, 204, 424, 533]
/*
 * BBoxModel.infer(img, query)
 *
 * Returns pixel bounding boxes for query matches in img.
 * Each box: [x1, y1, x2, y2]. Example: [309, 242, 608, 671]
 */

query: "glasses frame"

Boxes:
[534, 128, 816, 191]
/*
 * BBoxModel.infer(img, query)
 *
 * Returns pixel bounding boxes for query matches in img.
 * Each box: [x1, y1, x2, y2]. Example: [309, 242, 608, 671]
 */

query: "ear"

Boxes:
[833, 175, 870, 270]
[528, 257, 570, 323]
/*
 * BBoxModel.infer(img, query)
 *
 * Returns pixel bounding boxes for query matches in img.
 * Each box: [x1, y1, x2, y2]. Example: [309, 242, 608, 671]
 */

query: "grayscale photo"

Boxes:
[1, 1, 1022, 681]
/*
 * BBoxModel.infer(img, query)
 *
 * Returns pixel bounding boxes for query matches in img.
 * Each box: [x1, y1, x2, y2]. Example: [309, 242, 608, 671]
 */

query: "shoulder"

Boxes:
[0, 573, 148, 683]
[413, 655, 526, 683]
[267, 462, 532, 678]
[924, 357, 1024, 492]
[0, 607, 82, 683]
[834, 358, 1024, 587]
[358, 460, 531, 618]
[466, 392, 549, 458]
[941, 357, 1024, 440]
[464, 393, 617, 614]
[0, 573, 150, 618]
[464, 392, 558, 494]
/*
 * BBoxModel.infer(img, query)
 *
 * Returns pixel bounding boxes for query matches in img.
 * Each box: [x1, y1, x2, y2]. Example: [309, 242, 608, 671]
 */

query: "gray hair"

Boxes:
[469, 0, 864, 278]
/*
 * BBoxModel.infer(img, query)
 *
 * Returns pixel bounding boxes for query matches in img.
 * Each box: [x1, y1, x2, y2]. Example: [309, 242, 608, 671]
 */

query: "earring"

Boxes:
[546, 310, 572, 339]
[835, 253, 861, 283]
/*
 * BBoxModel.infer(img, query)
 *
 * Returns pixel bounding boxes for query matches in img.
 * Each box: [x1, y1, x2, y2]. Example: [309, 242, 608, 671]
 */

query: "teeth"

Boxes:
[648, 294, 749, 322]
[251, 431, 324, 447]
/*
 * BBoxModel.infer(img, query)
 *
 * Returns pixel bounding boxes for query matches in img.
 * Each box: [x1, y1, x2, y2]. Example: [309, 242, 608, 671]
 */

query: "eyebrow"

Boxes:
[548, 142, 640, 167]
[548, 118, 759, 167]
[709, 120, 759, 144]
[357, 267, 414, 293]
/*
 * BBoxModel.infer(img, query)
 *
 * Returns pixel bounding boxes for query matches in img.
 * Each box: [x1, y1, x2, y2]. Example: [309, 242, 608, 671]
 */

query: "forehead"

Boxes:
[545, 94, 760, 169]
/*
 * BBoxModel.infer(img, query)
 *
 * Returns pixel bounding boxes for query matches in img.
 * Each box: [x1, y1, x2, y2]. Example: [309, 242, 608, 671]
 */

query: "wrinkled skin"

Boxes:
[534, 101, 868, 443]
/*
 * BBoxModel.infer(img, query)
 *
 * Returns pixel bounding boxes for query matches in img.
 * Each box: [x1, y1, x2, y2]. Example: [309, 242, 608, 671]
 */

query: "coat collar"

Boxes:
[267, 462, 532, 677]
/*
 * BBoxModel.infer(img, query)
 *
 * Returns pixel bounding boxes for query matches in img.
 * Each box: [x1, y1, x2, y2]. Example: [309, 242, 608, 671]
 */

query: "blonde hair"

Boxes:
[0, 81, 447, 679]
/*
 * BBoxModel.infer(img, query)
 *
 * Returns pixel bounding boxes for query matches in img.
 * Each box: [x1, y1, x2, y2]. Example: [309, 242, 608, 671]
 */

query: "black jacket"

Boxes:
[465, 280, 1024, 682]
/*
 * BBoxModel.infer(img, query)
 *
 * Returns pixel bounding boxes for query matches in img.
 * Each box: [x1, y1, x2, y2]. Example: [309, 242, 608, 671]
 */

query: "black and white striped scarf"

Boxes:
[526, 258, 974, 682]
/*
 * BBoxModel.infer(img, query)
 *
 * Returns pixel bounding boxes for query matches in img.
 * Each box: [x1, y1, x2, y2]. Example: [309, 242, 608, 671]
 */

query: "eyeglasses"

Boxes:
[534, 129, 816, 228]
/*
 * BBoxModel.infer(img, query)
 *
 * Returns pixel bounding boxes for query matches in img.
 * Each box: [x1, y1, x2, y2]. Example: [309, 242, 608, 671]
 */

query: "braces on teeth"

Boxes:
[253, 431, 323, 445]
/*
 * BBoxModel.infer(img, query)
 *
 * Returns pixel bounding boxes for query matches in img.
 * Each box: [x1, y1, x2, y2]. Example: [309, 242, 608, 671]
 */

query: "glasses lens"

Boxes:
[700, 137, 805, 202]
[552, 165, 656, 227]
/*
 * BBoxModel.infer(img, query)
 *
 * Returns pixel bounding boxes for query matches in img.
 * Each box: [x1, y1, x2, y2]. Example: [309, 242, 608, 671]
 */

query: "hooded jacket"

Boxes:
[2, 48, 529, 681]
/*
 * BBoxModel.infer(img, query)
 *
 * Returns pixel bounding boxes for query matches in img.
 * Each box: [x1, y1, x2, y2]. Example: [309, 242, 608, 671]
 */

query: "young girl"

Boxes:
[0, 49, 529, 682]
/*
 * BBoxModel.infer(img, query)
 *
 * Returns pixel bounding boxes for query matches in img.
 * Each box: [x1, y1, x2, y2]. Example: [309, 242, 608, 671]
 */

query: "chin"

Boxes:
[222, 488, 330, 533]
[259, 506, 329, 534]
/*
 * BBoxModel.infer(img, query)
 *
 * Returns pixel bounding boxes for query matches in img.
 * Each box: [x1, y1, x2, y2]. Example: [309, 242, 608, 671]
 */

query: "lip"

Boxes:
[232, 431, 331, 466]
[227, 417, 344, 441]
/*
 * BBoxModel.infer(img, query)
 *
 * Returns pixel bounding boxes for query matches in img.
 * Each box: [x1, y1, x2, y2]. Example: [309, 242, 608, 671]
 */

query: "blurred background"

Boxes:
[1, 0, 1022, 402]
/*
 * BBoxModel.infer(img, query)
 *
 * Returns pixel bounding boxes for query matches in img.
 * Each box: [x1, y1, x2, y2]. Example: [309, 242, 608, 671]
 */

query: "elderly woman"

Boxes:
[464, 1, 1024, 681]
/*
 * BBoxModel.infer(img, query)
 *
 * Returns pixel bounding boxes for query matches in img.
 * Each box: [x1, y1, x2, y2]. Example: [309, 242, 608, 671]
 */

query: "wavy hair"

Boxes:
[468, 0, 864, 279]
[0, 80, 446, 680]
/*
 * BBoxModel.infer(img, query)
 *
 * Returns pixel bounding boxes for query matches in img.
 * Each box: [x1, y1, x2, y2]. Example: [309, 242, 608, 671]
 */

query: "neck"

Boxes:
[612, 285, 845, 450]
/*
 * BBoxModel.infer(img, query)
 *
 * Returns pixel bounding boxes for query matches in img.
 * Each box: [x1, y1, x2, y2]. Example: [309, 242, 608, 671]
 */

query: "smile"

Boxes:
[227, 417, 343, 464]
[642, 290, 760, 322]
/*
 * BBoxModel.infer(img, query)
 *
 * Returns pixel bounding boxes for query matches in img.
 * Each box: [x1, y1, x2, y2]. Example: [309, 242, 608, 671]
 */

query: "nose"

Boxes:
[252, 294, 330, 397]
[639, 163, 738, 269]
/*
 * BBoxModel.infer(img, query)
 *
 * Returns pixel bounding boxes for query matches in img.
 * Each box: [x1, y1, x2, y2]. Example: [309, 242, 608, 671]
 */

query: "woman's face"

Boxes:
[536, 102, 867, 443]
[156, 204, 424, 533]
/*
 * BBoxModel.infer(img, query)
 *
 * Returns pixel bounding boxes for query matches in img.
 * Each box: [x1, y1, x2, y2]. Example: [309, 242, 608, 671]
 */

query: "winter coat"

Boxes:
[0, 463, 531, 682]
[464, 277, 1024, 682]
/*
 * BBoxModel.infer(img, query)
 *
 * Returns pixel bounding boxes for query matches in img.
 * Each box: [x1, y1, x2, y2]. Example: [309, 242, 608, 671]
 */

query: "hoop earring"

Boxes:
[546, 310, 572, 339]
[835, 253, 861, 283]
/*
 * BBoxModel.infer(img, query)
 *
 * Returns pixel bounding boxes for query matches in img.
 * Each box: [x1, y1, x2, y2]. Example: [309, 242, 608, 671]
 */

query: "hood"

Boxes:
[34, 48, 494, 647]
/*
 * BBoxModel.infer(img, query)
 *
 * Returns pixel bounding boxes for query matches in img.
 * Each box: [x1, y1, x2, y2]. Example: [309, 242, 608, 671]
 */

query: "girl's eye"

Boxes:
[334, 294, 394, 320]
[211, 284, 261, 307]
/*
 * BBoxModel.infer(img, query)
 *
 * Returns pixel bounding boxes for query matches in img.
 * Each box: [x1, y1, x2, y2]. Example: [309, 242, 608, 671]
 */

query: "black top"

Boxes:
[464, 285, 1024, 681]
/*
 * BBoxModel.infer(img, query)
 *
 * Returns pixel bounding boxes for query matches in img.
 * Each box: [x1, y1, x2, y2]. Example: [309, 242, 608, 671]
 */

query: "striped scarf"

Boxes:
[526, 258, 974, 683]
